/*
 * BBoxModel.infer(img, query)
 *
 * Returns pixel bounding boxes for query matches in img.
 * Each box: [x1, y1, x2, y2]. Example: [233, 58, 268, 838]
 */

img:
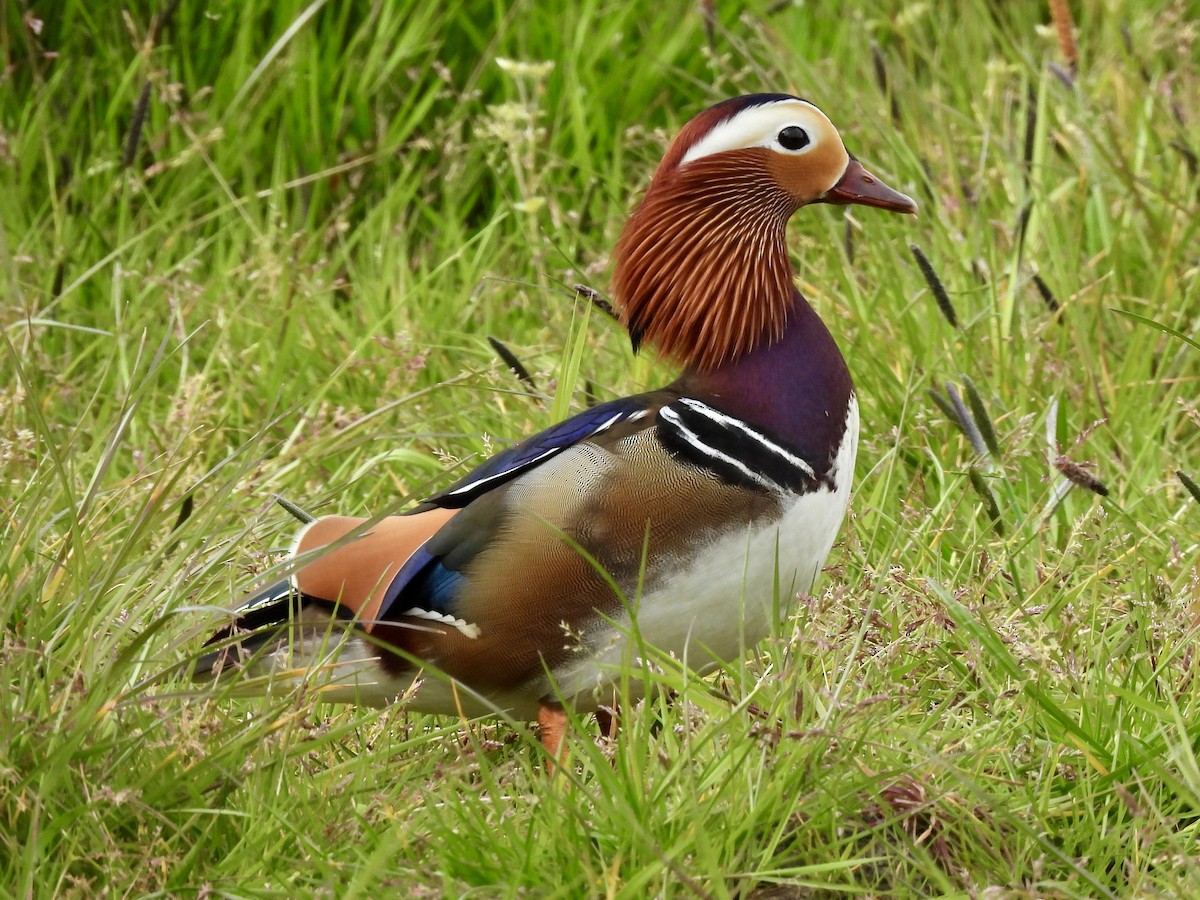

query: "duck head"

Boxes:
[612, 94, 917, 373]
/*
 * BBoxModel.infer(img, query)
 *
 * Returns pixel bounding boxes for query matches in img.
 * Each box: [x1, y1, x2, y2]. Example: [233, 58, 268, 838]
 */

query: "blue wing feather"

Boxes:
[419, 396, 648, 509]
[377, 545, 465, 622]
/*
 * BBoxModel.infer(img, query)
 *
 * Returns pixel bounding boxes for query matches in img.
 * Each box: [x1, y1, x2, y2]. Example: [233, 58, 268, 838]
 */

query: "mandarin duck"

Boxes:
[195, 94, 916, 761]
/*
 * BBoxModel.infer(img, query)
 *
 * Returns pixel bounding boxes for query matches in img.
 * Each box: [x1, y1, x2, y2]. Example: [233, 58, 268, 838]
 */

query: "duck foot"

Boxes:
[537, 702, 568, 775]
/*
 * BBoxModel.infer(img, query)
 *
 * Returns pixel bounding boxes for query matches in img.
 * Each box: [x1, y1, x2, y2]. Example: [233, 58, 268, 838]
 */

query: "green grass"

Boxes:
[2, 0, 1198, 895]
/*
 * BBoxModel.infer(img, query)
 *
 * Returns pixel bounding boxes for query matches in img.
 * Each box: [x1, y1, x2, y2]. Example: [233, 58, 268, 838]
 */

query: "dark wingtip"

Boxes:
[192, 635, 274, 681]
[193, 579, 299, 681]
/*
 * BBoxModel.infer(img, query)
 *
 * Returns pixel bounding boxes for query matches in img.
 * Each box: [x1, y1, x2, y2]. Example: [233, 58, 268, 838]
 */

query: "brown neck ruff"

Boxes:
[612, 148, 800, 373]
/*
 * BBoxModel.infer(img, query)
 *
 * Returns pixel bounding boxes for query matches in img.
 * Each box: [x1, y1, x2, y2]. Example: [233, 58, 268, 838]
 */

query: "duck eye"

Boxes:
[777, 126, 810, 151]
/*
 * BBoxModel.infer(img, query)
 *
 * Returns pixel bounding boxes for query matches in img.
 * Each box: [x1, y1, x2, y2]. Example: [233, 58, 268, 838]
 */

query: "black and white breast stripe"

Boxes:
[657, 398, 834, 494]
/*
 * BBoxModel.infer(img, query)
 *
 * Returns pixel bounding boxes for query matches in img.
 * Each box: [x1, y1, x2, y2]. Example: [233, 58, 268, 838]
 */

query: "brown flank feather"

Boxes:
[612, 148, 798, 372]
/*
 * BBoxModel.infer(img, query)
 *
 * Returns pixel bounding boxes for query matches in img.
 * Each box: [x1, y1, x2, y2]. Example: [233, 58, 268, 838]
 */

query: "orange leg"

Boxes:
[537, 702, 568, 774]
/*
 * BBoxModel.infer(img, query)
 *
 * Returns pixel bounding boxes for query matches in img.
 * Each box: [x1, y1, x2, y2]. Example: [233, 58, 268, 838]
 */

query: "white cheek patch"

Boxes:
[680, 99, 830, 165]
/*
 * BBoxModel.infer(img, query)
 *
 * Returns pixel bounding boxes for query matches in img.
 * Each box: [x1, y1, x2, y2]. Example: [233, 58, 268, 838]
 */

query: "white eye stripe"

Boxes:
[679, 99, 833, 166]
